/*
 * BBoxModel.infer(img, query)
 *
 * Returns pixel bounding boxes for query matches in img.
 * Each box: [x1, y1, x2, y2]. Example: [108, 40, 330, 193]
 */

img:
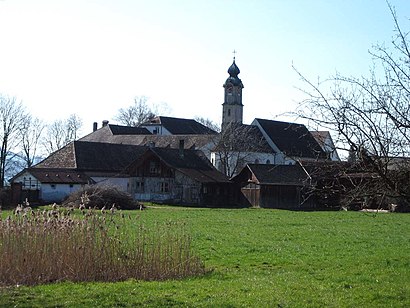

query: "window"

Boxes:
[51, 184, 56, 189]
[228, 109, 231, 116]
[69, 184, 74, 188]
[136, 181, 145, 193]
[150, 161, 159, 174]
[255, 159, 259, 164]
[266, 159, 271, 164]
[160, 182, 169, 193]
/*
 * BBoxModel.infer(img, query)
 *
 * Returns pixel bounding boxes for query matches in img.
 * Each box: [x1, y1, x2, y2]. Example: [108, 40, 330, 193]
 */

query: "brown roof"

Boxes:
[18, 168, 94, 184]
[35, 141, 147, 173]
[80, 132, 214, 151]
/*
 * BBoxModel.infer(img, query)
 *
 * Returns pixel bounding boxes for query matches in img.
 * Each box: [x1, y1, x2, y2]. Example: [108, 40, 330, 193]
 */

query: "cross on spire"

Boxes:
[232, 49, 237, 60]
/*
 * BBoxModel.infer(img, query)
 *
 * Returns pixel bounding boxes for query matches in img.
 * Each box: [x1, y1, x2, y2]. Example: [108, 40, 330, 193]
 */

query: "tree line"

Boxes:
[0, 95, 83, 188]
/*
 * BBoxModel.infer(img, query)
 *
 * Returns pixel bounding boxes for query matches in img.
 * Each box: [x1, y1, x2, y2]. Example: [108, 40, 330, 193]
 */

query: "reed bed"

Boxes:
[0, 204, 205, 286]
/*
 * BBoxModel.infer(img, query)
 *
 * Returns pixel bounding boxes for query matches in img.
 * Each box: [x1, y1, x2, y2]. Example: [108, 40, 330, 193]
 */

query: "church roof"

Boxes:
[228, 60, 240, 77]
[253, 118, 327, 159]
[213, 124, 273, 153]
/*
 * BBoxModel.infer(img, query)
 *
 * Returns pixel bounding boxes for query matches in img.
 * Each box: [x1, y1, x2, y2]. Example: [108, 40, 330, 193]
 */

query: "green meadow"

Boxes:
[1, 206, 409, 307]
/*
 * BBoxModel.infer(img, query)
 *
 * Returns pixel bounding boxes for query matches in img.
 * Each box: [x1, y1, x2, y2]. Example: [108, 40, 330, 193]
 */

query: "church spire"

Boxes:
[222, 52, 244, 130]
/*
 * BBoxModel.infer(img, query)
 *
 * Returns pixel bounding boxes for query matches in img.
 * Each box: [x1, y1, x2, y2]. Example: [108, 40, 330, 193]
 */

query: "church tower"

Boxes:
[222, 56, 244, 130]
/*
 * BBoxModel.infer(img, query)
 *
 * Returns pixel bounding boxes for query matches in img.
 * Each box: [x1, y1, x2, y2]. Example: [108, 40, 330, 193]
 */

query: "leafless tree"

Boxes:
[115, 96, 156, 127]
[0, 95, 27, 187]
[19, 116, 45, 167]
[294, 3, 410, 210]
[43, 114, 83, 154]
[194, 117, 221, 132]
[213, 123, 270, 177]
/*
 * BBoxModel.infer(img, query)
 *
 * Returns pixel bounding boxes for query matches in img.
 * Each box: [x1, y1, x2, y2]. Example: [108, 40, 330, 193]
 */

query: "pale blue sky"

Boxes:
[0, 0, 409, 133]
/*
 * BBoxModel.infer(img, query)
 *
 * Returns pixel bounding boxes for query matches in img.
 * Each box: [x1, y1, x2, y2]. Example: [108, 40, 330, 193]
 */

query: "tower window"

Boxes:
[228, 109, 231, 116]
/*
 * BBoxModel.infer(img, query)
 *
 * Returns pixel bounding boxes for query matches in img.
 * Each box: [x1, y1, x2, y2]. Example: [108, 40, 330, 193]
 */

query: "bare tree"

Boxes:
[212, 123, 270, 177]
[66, 114, 83, 141]
[0, 95, 27, 187]
[43, 114, 83, 154]
[294, 3, 410, 209]
[20, 116, 45, 167]
[194, 117, 221, 132]
[115, 96, 156, 126]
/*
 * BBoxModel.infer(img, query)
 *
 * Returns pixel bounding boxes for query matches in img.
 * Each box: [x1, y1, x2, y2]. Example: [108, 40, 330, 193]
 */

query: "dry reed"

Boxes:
[0, 204, 205, 286]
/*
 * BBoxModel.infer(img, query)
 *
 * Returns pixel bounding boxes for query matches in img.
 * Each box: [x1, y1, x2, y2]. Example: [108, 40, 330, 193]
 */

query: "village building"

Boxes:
[127, 142, 234, 206]
[11, 140, 233, 206]
[210, 58, 334, 177]
[10, 57, 340, 208]
[231, 163, 313, 209]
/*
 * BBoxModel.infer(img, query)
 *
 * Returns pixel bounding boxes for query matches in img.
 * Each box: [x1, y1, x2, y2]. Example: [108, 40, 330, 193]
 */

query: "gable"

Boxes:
[129, 147, 230, 183]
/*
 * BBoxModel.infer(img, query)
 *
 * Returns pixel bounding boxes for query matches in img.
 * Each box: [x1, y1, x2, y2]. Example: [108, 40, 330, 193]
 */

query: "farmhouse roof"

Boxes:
[34, 141, 147, 173]
[108, 124, 151, 135]
[253, 118, 327, 159]
[13, 168, 94, 184]
[143, 116, 218, 135]
[239, 164, 310, 186]
[80, 123, 215, 151]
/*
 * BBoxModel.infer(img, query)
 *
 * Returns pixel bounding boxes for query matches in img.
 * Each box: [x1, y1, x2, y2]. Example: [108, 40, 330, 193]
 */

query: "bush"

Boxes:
[0, 205, 205, 286]
[63, 184, 139, 210]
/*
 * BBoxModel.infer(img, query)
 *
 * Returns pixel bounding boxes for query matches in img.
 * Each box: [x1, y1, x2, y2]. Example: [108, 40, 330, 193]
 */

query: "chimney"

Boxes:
[179, 139, 185, 158]
[93, 122, 98, 132]
[102, 120, 109, 127]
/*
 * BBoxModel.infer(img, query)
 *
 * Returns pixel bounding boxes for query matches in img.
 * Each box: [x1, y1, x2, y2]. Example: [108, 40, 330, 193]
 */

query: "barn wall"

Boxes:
[240, 184, 304, 209]
[259, 185, 301, 209]
[41, 183, 83, 203]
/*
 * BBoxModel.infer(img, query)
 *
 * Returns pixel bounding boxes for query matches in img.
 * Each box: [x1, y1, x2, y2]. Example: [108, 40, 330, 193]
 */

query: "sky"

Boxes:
[0, 0, 409, 135]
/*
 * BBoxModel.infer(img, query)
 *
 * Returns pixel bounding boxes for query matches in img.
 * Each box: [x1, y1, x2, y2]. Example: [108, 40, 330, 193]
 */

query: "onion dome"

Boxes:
[225, 59, 243, 87]
[228, 60, 240, 77]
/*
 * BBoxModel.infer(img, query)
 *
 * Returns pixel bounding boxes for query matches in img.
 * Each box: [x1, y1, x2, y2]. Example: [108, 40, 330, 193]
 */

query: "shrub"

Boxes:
[0, 205, 205, 286]
[63, 184, 139, 210]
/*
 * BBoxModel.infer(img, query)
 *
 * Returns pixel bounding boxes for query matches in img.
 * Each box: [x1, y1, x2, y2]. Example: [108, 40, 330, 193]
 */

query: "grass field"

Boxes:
[1, 206, 409, 307]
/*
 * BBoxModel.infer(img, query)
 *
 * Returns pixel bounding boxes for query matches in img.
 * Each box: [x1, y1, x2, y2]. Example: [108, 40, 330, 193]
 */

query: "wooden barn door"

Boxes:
[241, 183, 260, 207]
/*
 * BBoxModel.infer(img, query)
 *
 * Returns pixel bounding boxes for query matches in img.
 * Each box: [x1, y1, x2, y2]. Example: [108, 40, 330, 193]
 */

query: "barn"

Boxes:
[232, 163, 313, 209]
